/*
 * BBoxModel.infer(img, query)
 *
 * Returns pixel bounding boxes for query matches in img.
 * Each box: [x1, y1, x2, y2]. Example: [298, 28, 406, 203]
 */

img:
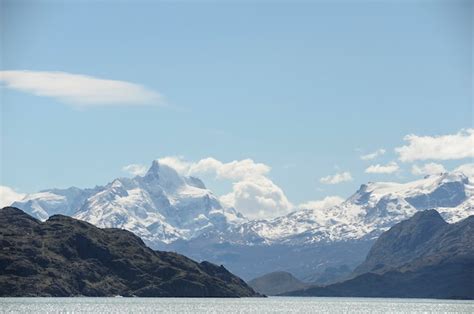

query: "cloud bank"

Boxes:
[396, 129, 474, 162]
[0, 70, 163, 107]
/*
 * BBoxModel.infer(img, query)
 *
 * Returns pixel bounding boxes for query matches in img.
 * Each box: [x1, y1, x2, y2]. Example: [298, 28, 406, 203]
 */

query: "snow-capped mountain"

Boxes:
[13, 160, 244, 246]
[11, 163, 473, 247]
[9, 161, 473, 282]
[243, 172, 473, 245]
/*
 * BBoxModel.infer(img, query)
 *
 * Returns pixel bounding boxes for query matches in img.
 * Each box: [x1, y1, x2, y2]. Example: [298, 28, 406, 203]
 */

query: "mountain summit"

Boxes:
[14, 160, 244, 246]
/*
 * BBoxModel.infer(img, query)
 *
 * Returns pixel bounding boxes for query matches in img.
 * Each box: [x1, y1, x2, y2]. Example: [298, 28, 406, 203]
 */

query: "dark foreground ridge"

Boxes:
[283, 210, 474, 300]
[0, 207, 261, 297]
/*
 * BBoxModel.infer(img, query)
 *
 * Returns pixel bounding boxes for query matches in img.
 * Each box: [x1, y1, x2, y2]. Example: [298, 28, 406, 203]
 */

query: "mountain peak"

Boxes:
[111, 179, 123, 188]
[410, 209, 445, 222]
[438, 171, 469, 184]
[383, 209, 448, 238]
[146, 159, 162, 177]
[142, 160, 185, 190]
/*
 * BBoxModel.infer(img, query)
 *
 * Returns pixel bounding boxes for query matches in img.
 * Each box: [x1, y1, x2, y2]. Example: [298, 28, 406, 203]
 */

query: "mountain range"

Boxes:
[283, 210, 474, 299]
[10, 160, 474, 281]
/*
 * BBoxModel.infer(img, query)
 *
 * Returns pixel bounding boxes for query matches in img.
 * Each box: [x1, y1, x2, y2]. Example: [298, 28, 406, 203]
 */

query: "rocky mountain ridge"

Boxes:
[283, 210, 474, 299]
[0, 206, 260, 297]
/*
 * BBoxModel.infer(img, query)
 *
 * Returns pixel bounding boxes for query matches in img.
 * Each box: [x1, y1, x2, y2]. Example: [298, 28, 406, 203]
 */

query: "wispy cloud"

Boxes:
[360, 148, 386, 160]
[395, 129, 474, 162]
[0, 70, 163, 107]
[320, 172, 353, 184]
[365, 161, 399, 174]
[0, 186, 25, 207]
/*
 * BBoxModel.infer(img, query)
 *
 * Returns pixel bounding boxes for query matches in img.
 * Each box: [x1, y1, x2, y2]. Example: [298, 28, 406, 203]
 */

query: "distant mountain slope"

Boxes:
[248, 271, 308, 296]
[353, 210, 448, 275]
[168, 237, 372, 283]
[283, 210, 474, 299]
[0, 207, 260, 297]
[9, 162, 474, 282]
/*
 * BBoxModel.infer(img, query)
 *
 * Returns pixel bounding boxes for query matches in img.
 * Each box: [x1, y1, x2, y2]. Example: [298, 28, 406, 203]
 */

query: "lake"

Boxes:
[1, 297, 473, 313]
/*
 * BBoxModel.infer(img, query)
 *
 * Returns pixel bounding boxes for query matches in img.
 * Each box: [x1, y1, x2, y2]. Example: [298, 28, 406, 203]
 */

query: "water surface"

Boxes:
[1, 297, 473, 313]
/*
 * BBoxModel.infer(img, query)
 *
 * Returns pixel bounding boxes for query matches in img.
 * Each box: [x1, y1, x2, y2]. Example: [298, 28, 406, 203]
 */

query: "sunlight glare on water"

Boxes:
[1, 297, 473, 313]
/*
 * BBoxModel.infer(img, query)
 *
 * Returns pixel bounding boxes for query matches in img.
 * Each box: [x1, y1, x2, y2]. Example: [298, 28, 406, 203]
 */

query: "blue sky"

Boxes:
[1, 0, 473, 218]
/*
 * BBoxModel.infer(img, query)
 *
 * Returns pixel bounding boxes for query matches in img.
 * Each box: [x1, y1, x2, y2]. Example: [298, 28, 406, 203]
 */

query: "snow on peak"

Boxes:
[360, 171, 469, 202]
[13, 159, 244, 246]
[111, 179, 123, 188]
[244, 170, 472, 245]
[141, 160, 190, 194]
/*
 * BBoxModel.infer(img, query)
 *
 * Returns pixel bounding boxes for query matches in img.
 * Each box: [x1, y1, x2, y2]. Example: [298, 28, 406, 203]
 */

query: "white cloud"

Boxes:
[411, 162, 446, 176]
[188, 158, 288, 219]
[365, 162, 399, 174]
[189, 157, 271, 180]
[158, 156, 191, 175]
[154, 156, 271, 180]
[360, 148, 386, 160]
[395, 129, 474, 162]
[122, 164, 148, 176]
[320, 172, 353, 184]
[298, 196, 345, 211]
[187, 157, 223, 177]
[0, 186, 25, 208]
[0, 70, 163, 107]
[455, 163, 474, 179]
[220, 176, 292, 219]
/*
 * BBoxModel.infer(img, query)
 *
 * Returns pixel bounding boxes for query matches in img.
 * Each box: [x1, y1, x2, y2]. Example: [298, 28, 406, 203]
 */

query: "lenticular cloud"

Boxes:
[0, 70, 163, 107]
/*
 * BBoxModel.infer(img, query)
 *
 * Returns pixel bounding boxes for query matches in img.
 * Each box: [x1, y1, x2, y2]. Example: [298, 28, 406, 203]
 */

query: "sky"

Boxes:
[1, 0, 473, 218]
